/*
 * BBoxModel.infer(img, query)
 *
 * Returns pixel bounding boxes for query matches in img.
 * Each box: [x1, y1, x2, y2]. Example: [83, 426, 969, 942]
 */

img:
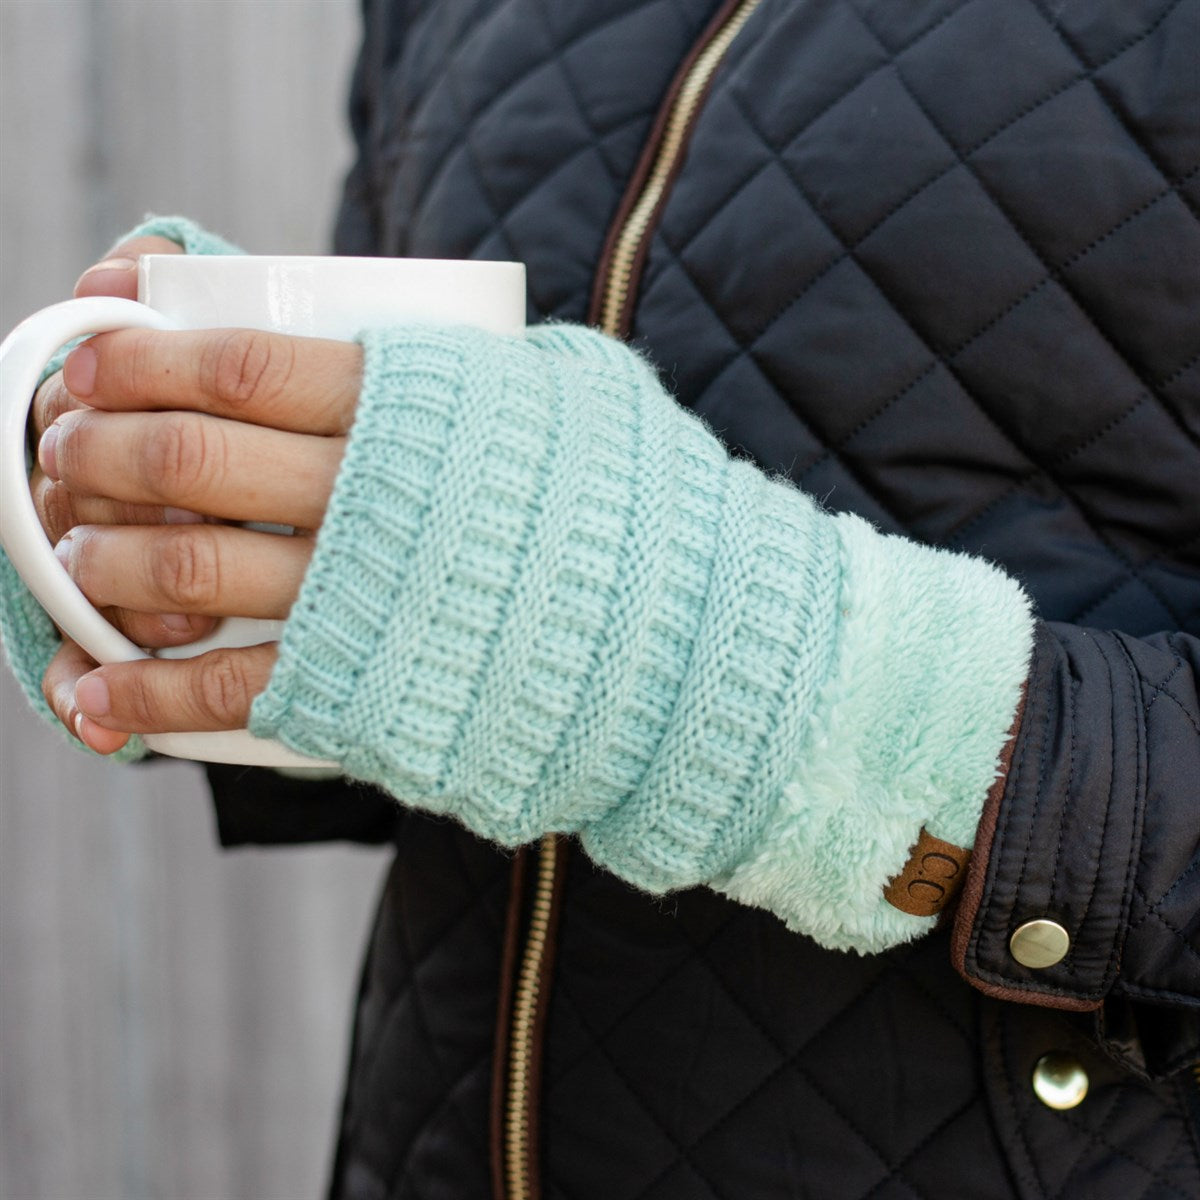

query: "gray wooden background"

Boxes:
[0, 3, 392, 1197]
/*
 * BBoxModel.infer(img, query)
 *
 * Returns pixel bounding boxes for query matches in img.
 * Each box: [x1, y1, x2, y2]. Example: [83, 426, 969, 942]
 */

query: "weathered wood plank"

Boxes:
[1, 4, 387, 1197]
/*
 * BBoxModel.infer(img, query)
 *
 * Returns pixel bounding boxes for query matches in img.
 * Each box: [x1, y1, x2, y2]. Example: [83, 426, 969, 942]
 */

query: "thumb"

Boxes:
[73, 235, 184, 300]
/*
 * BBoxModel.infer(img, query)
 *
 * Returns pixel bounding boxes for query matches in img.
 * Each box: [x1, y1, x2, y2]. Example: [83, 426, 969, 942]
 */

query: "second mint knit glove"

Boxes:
[251, 323, 1033, 951]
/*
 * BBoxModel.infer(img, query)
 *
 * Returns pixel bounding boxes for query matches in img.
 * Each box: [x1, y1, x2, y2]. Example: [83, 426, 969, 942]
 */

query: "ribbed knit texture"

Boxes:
[0, 216, 242, 760]
[250, 323, 1034, 949]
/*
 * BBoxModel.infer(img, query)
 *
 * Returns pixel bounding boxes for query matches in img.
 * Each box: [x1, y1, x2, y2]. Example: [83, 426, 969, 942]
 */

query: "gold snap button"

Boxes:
[1032, 1053, 1089, 1110]
[1009, 919, 1070, 969]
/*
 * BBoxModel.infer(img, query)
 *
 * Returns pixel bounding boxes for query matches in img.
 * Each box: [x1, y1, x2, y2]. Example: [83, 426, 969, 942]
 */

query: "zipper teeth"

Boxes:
[598, 0, 763, 336]
[504, 833, 559, 1200]
[503, 5, 762, 1196]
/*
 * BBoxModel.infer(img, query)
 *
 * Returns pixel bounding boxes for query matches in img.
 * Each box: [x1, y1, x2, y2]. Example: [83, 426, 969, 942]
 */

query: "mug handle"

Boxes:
[0, 297, 336, 768]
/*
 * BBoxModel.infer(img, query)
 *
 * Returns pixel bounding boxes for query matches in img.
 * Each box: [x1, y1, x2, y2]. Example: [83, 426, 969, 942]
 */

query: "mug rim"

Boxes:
[140, 253, 525, 269]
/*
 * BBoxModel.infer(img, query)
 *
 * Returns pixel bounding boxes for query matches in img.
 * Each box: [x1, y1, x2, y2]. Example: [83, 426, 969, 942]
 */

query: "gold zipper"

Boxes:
[503, 833, 559, 1200]
[596, 0, 764, 336]
[501, 4, 762, 1196]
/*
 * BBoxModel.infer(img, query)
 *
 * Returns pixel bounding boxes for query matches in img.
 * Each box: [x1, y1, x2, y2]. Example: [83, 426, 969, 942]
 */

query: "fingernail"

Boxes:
[164, 507, 204, 525]
[73, 712, 85, 740]
[160, 613, 191, 632]
[39, 426, 61, 480]
[75, 672, 110, 718]
[53, 533, 73, 571]
[63, 344, 97, 398]
[76, 257, 137, 287]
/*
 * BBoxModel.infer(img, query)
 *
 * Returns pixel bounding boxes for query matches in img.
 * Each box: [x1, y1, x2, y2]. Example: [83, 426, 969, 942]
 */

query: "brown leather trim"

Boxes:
[950, 690, 1025, 978]
[490, 847, 528, 1200]
[586, 0, 749, 334]
[954, 961, 1103, 1012]
[521, 837, 569, 1200]
[949, 687, 1100, 1011]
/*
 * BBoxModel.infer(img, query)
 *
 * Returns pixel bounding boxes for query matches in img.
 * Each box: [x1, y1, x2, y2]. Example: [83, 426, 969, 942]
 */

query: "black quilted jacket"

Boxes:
[208, 2, 1200, 1197]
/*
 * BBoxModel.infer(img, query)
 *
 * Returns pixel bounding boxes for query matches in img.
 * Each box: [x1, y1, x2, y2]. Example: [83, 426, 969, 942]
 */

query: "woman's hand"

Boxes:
[31, 236, 183, 534]
[37, 318, 363, 752]
[32, 235, 189, 752]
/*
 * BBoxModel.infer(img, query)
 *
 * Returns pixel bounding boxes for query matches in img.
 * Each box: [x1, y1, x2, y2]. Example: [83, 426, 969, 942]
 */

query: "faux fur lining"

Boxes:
[714, 514, 1034, 953]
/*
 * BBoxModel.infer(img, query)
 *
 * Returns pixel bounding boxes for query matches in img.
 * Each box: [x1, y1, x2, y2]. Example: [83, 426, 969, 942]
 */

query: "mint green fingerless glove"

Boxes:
[250, 323, 1033, 951]
[0, 216, 242, 758]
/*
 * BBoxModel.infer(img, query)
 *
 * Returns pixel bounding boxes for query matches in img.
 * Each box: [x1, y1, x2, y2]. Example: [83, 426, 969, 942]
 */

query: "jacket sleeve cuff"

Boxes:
[951, 623, 1145, 1010]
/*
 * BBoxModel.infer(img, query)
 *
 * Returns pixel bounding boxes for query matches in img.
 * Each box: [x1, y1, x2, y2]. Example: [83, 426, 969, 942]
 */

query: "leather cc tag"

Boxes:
[883, 828, 971, 917]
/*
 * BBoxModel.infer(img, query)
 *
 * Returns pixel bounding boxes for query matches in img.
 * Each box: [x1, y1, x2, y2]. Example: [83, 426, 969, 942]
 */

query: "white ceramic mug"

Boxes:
[0, 254, 526, 766]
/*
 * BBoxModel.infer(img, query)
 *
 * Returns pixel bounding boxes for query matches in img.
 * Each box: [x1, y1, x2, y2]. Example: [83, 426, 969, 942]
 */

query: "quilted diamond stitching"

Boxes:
[792, 160, 1200, 537]
[678, 929, 955, 1200]
[652, 220, 916, 532]
[548, 904, 746, 1085]
[1139, 673, 1200, 735]
[998, 1004, 1198, 1200]
[946, 173, 1200, 439]
[607, 950, 905, 1200]
[874, 17, 1199, 443]
[1161, 348, 1200, 391]
[657, 195, 1190, 638]
[1066, 562, 1200, 629]
[850, 32, 1195, 629]
[1139, 657, 1189, 706]
[534, 0, 629, 188]
[1130, 841, 1199, 938]
[1027, 0, 1200, 224]
[554, 985, 730, 1200]
[413, 0, 654, 138]
[652, 0, 1200, 515]
[1052, 1093, 1197, 1200]
[1130, 883, 1200, 966]
[715, 80, 1193, 633]
[389, 1051, 493, 1200]
[1044, 1083, 1128, 1200]
[660, 3, 963, 267]
[666, 0, 1177, 315]
[394, 0, 612, 253]
[892, 956, 974, 1045]
[409, 0, 695, 237]
[996, 1016, 1052, 1198]
[440, 67, 522, 262]
[857, 1096, 980, 1200]
[342, 830, 507, 1196]
[464, 113, 651, 262]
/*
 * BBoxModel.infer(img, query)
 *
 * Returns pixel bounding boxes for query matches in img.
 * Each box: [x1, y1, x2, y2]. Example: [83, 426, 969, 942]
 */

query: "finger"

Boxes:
[32, 372, 85, 441]
[103, 606, 217, 652]
[41, 638, 130, 753]
[34, 497, 217, 649]
[56, 523, 313, 619]
[41, 409, 344, 529]
[62, 327, 362, 435]
[73, 236, 183, 300]
[31, 469, 206, 545]
[74, 644, 278, 734]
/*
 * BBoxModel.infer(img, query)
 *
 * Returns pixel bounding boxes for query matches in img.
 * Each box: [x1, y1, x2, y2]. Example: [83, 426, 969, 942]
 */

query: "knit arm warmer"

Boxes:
[0, 216, 242, 758]
[251, 323, 1034, 952]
